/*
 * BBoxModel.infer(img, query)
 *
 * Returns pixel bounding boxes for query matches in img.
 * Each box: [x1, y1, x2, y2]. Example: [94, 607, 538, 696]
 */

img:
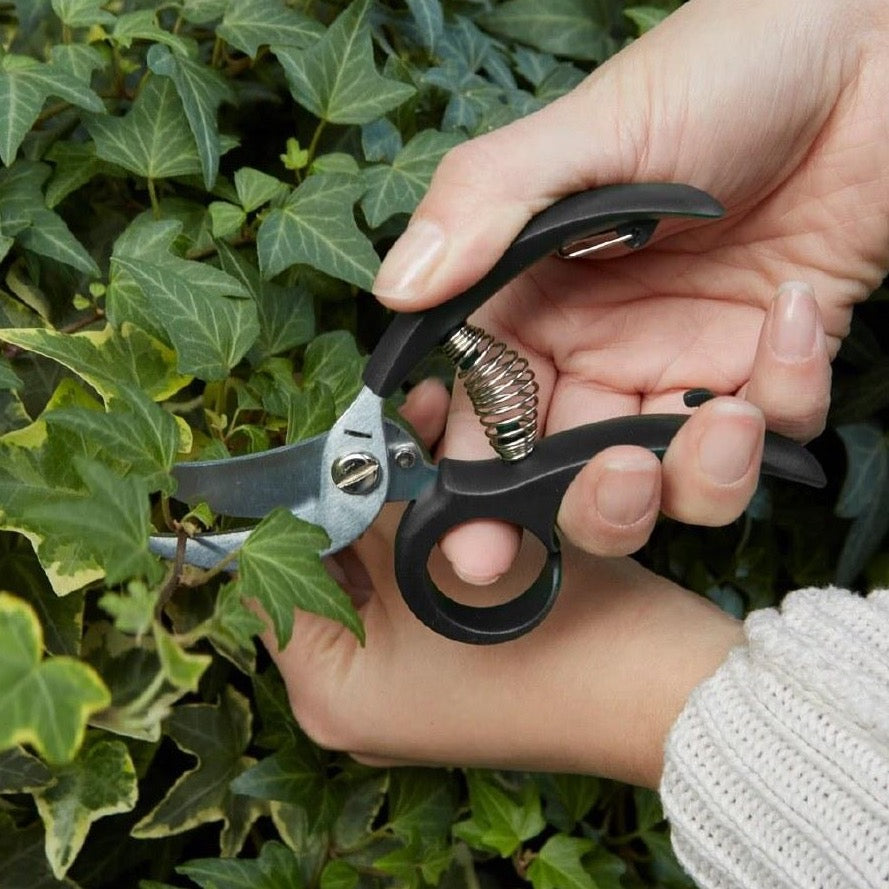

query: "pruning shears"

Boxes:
[149, 183, 826, 644]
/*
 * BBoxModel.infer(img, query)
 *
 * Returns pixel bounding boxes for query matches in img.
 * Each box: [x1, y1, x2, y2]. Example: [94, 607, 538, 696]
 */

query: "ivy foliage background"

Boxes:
[0, 0, 886, 887]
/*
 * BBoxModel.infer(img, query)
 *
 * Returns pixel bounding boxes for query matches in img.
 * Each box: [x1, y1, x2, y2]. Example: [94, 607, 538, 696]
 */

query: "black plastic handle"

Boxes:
[394, 414, 826, 644]
[363, 183, 724, 398]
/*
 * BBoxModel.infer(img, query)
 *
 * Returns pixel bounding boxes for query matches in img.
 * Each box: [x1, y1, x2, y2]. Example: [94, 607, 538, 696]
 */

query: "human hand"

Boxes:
[265, 381, 744, 789]
[372, 0, 889, 584]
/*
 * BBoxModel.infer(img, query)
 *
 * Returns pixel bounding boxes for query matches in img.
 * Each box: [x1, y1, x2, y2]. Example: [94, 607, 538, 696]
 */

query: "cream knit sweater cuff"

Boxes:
[659, 587, 889, 889]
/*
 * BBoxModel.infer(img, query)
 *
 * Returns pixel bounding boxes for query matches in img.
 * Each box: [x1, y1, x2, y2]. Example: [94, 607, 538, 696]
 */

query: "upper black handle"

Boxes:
[363, 183, 724, 398]
[393, 414, 826, 644]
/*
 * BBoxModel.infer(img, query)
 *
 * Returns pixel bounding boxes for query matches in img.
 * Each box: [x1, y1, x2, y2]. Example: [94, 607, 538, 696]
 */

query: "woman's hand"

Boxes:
[263, 383, 745, 789]
[372, 0, 889, 584]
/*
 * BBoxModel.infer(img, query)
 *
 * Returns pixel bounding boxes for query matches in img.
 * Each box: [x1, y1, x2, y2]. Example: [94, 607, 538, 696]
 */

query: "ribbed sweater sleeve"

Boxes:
[659, 587, 889, 889]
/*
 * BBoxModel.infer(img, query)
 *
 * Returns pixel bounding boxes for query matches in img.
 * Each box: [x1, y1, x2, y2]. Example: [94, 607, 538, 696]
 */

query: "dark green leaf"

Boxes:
[334, 773, 389, 850]
[51, 0, 116, 28]
[218, 0, 322, 58]
[274, 0, 415, 124]
[147, 44, 234, 189]
[233, 166, 289, 212]
[179, 840, 306, 889]
[526, 834, 596, 889]
[302, 330, 365, 415]
[0, 745, 53, 793]
[0, 816, 81, 889]
[257, 173, 380, 289]
[406, 0, 444, 52]
[624, 5, 672, 34]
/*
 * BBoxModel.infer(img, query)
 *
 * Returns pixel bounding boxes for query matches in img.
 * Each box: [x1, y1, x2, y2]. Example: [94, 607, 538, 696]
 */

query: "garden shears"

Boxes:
[149, 183, 826, 644]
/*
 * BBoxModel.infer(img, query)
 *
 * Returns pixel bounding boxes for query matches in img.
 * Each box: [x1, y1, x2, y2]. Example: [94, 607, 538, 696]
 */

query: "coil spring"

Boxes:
[443, 324, 539, 462]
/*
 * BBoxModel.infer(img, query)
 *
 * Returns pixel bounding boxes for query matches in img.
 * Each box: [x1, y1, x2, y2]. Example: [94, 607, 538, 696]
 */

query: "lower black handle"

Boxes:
[394, 414, 826, 644]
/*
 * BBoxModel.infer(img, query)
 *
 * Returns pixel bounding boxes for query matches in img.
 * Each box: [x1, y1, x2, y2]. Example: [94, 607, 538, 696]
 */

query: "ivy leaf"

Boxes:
[624, 5, 673, 34]
[216, 241, 315, 364]
[406, 0, 444, 52]
[0, 745, 53, 793]
[334, 773, 389, 850]
[274, 0, 415, 125]
[23, 457, 163, 586]
[46, 141, 125, 208]
[147, 44, 234, 189]
[231, 508, 364, 648]
[257, 173, 379, 289]
[362, 129, 462, 227]
[361, 117, 402, 164]
[835, 424, 889, 584]
[179, 0, 228, 25]
[51, 0, 116, 28]
[387, 769, 458, 847]
[478, 0, 617, 63]
[86, 76, 204, 181]
[0, 323, 190, 403]
[154, 622, 212, 693]
[453, 771, 545, 857]
[0, 161, 100, 275]
[0, 593, 110, 764]
[0, 54, 103, 166]
[526, 835, 596, 889]
[536, 773, 599, 833]
[233, 166, 289, 213]
[111, 218, 259, 380]
[286, 381, 336, 444]
[319, 860, 359, 889]
[373, 839, 452, 887]
[302, 330, 365, 415]
[131, 687, 255, 840]
[208, 201, 245, 238]
[34, 739, 138, 879]
[218, 0, 323, 58]
[0, 816, 80, 889]
[111, 10, 193, 55]
[44, 384, 180, 493]
[178, 840, 306, 889]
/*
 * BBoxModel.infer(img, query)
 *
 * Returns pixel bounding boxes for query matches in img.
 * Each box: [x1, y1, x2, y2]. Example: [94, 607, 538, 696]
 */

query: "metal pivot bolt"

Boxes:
[331, 453, 382, 495]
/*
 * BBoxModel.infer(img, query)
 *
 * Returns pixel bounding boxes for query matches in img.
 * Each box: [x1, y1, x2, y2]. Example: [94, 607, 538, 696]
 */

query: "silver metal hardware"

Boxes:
[443, 323, 538, 462]
[394, 445, 417, 469]
[331, 452, 382, 494]
[558, 229, 636, 259]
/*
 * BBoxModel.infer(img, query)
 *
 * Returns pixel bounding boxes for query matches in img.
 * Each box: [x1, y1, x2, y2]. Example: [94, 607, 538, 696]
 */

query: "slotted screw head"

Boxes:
[331, 453, 382, 495]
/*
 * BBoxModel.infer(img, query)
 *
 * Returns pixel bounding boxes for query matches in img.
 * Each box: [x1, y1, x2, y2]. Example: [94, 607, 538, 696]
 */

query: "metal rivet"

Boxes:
[394, 446, 416, 469]
[331, 453, 381, 495]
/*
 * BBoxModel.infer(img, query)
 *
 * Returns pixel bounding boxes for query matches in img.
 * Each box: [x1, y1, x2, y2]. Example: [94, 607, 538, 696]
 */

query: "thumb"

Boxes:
[371, 72, 647, 310]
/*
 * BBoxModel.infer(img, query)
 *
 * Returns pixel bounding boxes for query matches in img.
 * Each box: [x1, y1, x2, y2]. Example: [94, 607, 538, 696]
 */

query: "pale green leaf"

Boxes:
[232, 508, 364, 648]
[320, 860, 359, 889]
[526, 834, 596, 889]
[208, 200, 245, 238]
[234, 166, 288, 212]
[286, 381, 336, 444]
[131, 687, 254, 839]
[361, 129, 462, 227]
[0, 54, 104, 166]
[478, 0, 616, 62]
[46, 140, 124, 208]
[49, 44, 106, 81]
[0, 593, 110, 764]
[0, 323, 191, 403]
[178, 840, 306, 889]
[98, 581, 157, 637]
[86, 76, 203, 180]
[51, 0, 115, 27]
[302, 330, 365, 415]
[35, 739, 138, 879]
[111, 218, 259, 380]
[147, 44, 234, 189]
[274, 0, 415, 124]
[624, 5, 672, 33]
[218, 0, 323, 58]
[310, 151, 360, 176]
[216, 241, 314, 363]
[179, 0, 228, 25]
[153, 622, 211, 693]
[256, 173, 379, 289]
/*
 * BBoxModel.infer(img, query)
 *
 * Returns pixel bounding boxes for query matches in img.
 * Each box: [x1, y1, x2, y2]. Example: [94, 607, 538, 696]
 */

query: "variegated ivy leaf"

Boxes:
[131, 687, 257, 843]
[0, 593, 110, 764]
[110, 217, 259, 380]
[34, 739, 138, 879]
[51, 0, 116, 28]
[0, 161, 100, 275]
[361, 129, 463, 227]
[257, 172, 379, 289]
[147, 44, 234, 189]
[218, 0, 323, 58]
[231, 508, 364, 649]
[0, 53, 103, 166]
[86, 76, 211, 181]
[273, 0, 415, 125]
[0, 815, 80, 889]
[0, 322, 190, 403]
[0, 746, 53, 793]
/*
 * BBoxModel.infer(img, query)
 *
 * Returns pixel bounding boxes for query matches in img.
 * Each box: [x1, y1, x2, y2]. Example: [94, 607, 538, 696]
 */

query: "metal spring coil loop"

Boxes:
[442, 324, 539, 462]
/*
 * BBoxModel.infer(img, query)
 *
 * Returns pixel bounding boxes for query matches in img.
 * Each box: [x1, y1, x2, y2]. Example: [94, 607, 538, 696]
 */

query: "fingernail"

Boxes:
[770, 282, 818, 360]
[595, 455, 659, 526]
[698, 401, 762, 485]
[453, 565, 503, 586]
[373, 219, 446, 302]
